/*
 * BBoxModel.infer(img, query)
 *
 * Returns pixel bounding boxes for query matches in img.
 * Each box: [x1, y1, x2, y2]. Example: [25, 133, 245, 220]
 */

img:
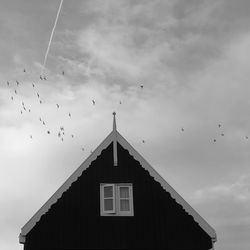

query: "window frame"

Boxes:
[100, 183, 134, 216]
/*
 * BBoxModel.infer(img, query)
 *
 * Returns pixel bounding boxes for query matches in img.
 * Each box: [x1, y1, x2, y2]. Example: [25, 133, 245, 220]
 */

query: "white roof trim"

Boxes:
[20, 129, 217, 243]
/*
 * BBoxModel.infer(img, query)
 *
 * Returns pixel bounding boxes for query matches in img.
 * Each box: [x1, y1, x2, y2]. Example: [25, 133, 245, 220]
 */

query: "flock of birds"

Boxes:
[4, 69, 146, 154]
[4, 69, 249, 154]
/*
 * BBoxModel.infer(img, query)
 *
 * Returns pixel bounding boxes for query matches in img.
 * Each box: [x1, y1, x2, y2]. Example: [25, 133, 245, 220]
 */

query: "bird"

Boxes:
[61, 138, 64, 142]
[221, 133, 224, 136]
[7, 81, 10, 86]
[213, 139, 216, 142]
[23, 107, 26, 111]
[23, 69, 26, 73]
[60, 126, 64, 131]
[181, 128, 184, 132]
[14, 90, 17, 94]
[62, 132, 65, 135]
[30, 135, 32, 139]
[58, 132, 61, 137]
[16, 80, 20, 86]
[40, 75, 43, 80]
[32, 83, 35, 88]
[71, 134, 74, 138]
[142, 140, 145, 143]
[81, 147, 84, 151]
[62, 71, 64, 75]
[37, 93, 40, 98]
[119, 101, 122, 104]
[28, 109, 31, 112]
[39, 100, 42, 104]
[56, 104, 59, 108]
[22, 101, 24, 106]
[20, 110, 23, 114]
[246, 136, 248, 139]
[11, 96, 13, 100]
[68, 112, 71, 117]
[92, 100, 95, 105]
[140, 85, 143, 89]
[43, 121, 45, 125]
[47, 130, 50, 134]
[43, 76, 47, 80]
[218, 124, 222, 128]
[39, 117, 42, 122]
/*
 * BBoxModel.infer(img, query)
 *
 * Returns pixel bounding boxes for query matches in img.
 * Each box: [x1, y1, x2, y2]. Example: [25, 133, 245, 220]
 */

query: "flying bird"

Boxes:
[20, 110, 23, 114]
[43, 121, 45, 125]
[218, 124, 222, 128]
[221, 133, 224, 136]
[28, 109, 31, 112]
[81, 147, 84, 151]
[92, 100, 95, 105]
[11, 96, 13, 100]
[71, 134, 74, 138]
[62, 71, 64, 75]
[246, 136, 248, 139]
[119, 101, 122, 104]
[68, 112, 71, 117]
[23, 69, 26, 73]
[39, 117, 42, 122]
[58, 132, 61, 137]
[142, 140, 145, 143]
[181, 128, 184, 132]
[14, 90, 17, 94]
[30, 135, 32, 139]
[43, 76, 47, 80]
[47, 130, 50, 134]
[40, 100, 42, 104]
[32, 83, 35, 88]
[40, 75, 43, 80]
[56, 104, 59, 108]
[60, 126, 64, 131]
[7, 81, 10, 86]
[140, 85, 143, 89]
[213, 139, 216, 142]
[16, 80, 20, 86]
[37, 93, 40, 98]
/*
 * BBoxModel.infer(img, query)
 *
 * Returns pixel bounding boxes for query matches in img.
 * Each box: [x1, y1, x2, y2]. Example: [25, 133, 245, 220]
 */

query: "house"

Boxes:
[19, 112, 217, 249]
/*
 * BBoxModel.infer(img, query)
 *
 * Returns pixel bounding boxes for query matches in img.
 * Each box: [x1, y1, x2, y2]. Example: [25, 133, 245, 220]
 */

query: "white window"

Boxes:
[100, 183, 133, 216]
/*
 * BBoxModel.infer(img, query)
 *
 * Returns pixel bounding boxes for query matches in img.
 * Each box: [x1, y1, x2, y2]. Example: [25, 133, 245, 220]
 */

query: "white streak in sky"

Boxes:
[42, 0, 64, 75]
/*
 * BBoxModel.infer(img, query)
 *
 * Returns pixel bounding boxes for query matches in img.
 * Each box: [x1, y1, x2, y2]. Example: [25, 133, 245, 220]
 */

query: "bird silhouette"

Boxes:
[11, 96, 13, 100]
[43, 76, 47, 80]
[7, 81, 10, 86]
[30, 135, 32, 139]
[58, 132, 61, 137]
[39, 100, 42, 104]
[39, 117, 42, 122]
[69, 112, 71, 117]
[221, 133, 224, 136]
[62, 71, 64, 75]
[40, 75, 43, 80]
[37, 93, 40, 98]
[140, 85, 143, 89]
[16, 80, 20, 86]
[213, 139, 216, 142]
[92, 100, 95, 105]
[28, 109, 31, 112]
[56, 104, 59, 108]
[81, 147, 84, 151]
[61, 138, 64, 142]
[60, 126, 64, 131]
[246, 136, 248, 139]
[47, 130, 50, 134]
[14, 90, 17, 94]
[218, 124, 222, 128]
[71, 134, 74, 138]
[142, 140, 145, 143]
[181, 128, 184, 132]
[32, 83, 35, 88]
[43, 121, 45, 125]
[20, 110, 23, 114]
[22, 102, 24, 106]
[119, 101, 122, 104]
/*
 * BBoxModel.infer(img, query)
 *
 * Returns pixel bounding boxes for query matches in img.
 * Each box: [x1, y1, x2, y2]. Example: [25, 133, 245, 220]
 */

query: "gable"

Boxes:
[20, 129, 217, 244]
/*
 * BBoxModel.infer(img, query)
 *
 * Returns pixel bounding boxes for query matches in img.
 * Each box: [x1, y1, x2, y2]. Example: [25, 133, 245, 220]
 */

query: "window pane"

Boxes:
[120, 187, 129, 198]
[104, 199, 113, 211]
[104, 186, 113, 198]
[120, 200, 130, 211]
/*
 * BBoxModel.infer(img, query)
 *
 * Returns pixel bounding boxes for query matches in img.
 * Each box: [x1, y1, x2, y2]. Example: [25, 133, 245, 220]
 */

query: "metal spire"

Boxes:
[112, 112, 118, 166]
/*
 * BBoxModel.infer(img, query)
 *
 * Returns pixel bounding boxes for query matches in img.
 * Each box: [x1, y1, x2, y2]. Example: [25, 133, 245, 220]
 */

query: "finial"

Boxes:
[113, 112, 117, 131]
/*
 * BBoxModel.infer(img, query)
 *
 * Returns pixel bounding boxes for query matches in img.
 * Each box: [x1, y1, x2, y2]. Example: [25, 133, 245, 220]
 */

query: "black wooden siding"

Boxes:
[24, 142, 212, 249]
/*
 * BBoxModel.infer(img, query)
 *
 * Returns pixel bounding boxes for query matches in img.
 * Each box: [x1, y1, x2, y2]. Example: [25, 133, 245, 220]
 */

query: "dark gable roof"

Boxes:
[19, 119, 217, 244]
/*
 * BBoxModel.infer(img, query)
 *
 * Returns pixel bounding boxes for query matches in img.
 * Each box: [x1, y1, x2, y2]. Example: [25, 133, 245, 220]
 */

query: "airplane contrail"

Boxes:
[41, 0, 64, 76]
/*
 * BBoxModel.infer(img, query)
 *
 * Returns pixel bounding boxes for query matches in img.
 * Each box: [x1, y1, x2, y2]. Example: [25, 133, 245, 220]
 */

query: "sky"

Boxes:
[0, 0, 250, 249]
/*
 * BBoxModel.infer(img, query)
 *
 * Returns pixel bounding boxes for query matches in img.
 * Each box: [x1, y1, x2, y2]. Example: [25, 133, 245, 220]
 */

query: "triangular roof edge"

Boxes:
[20, 130, 115, 242]
[116, 131, 217, 241]
[20, 128, 217, 243]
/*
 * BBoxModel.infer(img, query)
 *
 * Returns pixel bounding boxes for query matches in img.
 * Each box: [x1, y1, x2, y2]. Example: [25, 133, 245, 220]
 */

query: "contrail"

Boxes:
[41, 0, 64, 75]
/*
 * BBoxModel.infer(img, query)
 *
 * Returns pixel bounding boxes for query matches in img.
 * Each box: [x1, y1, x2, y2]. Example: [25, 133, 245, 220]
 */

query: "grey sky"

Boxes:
[1, 1, 250, 249]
